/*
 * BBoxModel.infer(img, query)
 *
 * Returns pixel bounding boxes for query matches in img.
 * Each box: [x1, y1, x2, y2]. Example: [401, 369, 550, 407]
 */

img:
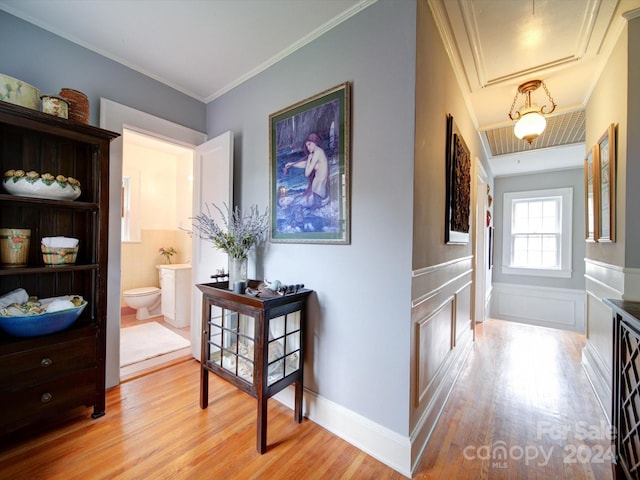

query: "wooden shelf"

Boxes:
[0, 264, 99, 276]
[0, 193, 99, 210]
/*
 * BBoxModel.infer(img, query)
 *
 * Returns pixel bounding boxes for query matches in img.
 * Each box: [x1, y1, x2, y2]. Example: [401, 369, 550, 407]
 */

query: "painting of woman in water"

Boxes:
[269, 83, 350, 244]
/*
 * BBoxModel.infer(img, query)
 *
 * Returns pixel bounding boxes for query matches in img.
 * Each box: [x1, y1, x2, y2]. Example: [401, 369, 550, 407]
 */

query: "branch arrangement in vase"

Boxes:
[192, 203, 268, 259]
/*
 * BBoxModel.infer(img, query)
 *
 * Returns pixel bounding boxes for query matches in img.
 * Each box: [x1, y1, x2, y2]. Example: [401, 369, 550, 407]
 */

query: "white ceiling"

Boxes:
[2, 0, 639, 176]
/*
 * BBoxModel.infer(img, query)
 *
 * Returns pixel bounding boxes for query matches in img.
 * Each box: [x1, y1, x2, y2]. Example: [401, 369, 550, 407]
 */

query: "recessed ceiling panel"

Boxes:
[466, 0, 593, 85]
[439, 0, 618, 91]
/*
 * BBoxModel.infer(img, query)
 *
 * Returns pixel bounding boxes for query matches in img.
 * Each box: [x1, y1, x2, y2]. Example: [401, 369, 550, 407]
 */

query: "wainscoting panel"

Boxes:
[416, 298, 454, 404]
[410, 256, 473, 474]
[455, 281, 472, 344]
[491, 282, 585, 332]
[583, 259, 625, 420]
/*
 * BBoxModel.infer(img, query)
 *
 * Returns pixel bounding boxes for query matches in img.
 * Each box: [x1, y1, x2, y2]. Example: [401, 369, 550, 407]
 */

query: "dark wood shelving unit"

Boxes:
[0, 101, 118, 436]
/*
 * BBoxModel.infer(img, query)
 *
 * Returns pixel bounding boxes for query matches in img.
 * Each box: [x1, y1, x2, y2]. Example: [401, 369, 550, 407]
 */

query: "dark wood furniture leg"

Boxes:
[294, 380, 303, 423]
[200, 368, 209, 409]
[257, 395, 268, 453]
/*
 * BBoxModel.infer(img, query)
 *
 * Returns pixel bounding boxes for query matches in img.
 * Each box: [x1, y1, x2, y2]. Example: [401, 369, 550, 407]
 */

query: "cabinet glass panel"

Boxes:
[208, 305, 254, 383]
[286, 312, 300, 333]
[267, 310, 302, 386]
[207, 305, 223, 363]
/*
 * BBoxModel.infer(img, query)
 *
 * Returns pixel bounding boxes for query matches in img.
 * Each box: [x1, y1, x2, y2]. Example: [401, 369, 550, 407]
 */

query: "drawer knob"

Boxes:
[40, 357, 53, 368]
[41, 392, 53, 403]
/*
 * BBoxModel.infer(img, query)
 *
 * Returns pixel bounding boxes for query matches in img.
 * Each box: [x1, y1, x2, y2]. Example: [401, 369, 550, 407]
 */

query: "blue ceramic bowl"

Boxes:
[0, 301, 87, 337]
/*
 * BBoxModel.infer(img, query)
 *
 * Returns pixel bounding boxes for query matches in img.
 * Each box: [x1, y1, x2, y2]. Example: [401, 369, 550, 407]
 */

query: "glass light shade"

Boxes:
[514, 111, 547, 143]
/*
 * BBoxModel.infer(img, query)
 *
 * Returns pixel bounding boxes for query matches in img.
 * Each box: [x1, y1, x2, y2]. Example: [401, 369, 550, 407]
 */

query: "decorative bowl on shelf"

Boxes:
[2, 170, 81, 200]
[0, 297, 87, 337]
[0, 74, 40, 110]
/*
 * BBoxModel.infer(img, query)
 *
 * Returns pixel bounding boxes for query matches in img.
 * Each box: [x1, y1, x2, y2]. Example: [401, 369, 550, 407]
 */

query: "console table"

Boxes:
[606, 298, 640, 480]
[197, 281, 312, 453]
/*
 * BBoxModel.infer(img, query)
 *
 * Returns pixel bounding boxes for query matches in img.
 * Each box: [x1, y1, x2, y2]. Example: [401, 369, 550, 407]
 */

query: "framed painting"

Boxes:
[269, 82, 351, 244]
[445, 114, 471, 244]
[584, 146, 598, 242]
[488, 226, 494, 270]
[596, 123, 616, 242]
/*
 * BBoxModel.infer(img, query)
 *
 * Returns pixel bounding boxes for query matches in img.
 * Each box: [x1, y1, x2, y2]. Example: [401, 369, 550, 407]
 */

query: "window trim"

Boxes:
[501, 187, 573, 278]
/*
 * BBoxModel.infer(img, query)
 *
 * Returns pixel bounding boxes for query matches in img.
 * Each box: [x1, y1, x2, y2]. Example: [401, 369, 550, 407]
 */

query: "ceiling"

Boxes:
[1, 0, 639, 176]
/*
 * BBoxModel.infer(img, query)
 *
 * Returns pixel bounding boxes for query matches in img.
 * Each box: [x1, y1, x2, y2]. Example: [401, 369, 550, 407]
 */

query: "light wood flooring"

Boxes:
[0, 319, 612, 479]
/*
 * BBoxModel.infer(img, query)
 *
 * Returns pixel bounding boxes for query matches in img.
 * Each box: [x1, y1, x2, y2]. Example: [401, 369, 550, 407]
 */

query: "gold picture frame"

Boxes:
[584, 146, 598, 242]
[596, 124, 616, 242]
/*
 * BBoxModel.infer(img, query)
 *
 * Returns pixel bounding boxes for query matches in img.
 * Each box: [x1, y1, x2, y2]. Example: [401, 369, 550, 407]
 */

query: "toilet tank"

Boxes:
[158, 264, 192, 328]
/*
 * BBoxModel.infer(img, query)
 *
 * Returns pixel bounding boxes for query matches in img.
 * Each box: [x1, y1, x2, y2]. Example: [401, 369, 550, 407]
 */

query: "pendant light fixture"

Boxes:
[508, 80, 556, 144]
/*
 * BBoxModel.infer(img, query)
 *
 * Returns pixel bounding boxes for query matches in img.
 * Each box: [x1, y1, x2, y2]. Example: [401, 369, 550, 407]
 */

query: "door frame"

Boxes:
[472, 159, 489, 327]
[100, 98, 207, 387]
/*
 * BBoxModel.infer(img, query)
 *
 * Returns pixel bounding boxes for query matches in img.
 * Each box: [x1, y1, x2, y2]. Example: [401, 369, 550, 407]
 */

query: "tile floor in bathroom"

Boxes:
[120, 309, 194, 382]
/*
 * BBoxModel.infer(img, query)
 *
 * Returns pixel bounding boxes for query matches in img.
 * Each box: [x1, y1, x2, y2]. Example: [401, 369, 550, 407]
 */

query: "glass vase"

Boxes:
[228, 256, 248, 288]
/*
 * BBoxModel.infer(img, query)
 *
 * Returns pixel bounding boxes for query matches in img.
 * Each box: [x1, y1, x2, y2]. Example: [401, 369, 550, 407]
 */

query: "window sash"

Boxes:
[511, 233, 560, 268]
[501, 187, 572, 279]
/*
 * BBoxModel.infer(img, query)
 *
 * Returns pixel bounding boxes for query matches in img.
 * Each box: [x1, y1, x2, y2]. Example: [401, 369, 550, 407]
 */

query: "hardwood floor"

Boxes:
[417, 319, 612, 479]
[0, 319, 612, 479]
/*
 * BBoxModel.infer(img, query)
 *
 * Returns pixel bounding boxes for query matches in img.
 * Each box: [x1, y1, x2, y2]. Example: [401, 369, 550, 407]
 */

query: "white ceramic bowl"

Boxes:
[3, 176, 81, 201]
[0, 74, 40, 110]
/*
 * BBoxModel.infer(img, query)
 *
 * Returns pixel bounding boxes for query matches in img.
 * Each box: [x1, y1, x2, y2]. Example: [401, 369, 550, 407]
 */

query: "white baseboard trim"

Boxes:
[490, 282, 585, 332]
[274, 329, 474, 478]
[274, 387, 412, 478]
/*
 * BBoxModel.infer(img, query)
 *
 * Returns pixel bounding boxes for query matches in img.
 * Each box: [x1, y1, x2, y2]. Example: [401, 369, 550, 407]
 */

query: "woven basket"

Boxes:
[59, 88, 89, 124]
[42, 245, 78, 265]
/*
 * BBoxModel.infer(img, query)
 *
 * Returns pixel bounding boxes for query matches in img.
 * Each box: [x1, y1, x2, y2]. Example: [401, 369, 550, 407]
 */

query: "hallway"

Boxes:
[417, 318, 612, 479]
[0, 319, 612, 479]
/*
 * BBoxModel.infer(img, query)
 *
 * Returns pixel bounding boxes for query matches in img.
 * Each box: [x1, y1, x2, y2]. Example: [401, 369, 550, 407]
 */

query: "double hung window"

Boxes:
[502, 188, 572, 278]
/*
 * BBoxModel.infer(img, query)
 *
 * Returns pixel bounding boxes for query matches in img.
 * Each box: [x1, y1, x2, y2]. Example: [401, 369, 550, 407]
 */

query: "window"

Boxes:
[502, 188, 572, 278]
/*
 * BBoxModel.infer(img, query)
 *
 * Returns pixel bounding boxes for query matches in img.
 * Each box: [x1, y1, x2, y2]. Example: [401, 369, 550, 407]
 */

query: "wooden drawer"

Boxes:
[0, 336, 96, 389]
[0, 368, 96, 433]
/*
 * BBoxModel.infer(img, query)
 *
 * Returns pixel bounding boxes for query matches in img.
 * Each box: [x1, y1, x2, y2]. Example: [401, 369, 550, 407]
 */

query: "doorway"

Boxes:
[119, 130, 195, 380]
[473, 160, 490, 327]
[101, 98, 208, 388]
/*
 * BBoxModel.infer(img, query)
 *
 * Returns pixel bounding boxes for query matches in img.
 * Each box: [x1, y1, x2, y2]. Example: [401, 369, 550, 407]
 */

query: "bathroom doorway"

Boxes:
[119, 129, 195, 380]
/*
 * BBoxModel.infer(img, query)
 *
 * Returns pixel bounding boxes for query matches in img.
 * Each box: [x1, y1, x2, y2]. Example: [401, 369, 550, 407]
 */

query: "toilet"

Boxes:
[123, 286, 162, 320]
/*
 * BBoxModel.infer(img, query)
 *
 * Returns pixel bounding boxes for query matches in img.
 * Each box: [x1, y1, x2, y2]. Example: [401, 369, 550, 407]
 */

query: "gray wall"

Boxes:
[207, 0, 416, 435]
[0, 11, 205, 132]
[493, 168, 586, 290]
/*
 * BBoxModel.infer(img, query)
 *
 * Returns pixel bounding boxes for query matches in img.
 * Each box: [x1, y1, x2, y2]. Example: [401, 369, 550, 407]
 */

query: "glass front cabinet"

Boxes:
[197, 281, 312, 453]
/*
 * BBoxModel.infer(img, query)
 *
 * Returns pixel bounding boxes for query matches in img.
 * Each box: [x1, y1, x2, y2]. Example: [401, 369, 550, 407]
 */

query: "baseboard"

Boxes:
[274, 387, 413, 478]
[273, 325, 473, 478]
